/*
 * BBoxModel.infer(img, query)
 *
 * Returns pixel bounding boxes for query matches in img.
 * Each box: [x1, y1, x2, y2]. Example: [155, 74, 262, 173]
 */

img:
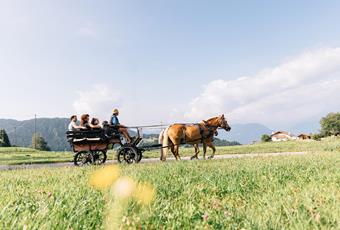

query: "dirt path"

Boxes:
[0, 152, 306, 171]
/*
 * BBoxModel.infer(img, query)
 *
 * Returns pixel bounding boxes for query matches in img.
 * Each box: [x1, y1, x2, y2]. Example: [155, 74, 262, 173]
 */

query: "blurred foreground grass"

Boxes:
[0, 148, 340, 229]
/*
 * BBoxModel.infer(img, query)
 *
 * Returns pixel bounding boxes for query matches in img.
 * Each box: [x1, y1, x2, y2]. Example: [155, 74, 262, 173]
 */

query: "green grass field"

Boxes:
[1, 137, 339, 165]
[0, 147, 71, 165]
[1, 149, 340, 229]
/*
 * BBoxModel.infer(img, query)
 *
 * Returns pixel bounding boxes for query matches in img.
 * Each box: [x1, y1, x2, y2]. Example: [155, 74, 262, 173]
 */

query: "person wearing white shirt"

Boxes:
[68, 115, 84, 131]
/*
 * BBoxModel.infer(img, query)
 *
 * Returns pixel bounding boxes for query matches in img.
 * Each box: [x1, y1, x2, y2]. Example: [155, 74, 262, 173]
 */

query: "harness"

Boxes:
[196, 124, 217, 143]
[172, 122, 220, 144]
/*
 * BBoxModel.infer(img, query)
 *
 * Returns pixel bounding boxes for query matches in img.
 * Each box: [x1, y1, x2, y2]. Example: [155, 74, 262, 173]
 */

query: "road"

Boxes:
[0, 152, 306, 171]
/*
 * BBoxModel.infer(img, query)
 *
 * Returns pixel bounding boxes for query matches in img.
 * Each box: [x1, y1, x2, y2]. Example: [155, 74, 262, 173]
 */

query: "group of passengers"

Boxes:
[68, 109, 133, 143]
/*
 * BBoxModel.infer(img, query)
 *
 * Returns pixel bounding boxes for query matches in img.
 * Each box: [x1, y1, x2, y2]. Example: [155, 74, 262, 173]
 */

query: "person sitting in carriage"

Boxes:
[90, 118, 102, 129]
[110, 109, 133, 143]
[79, 114, 91, 129]
[68, 115, 86, 131]
[80, 114, 102, 129]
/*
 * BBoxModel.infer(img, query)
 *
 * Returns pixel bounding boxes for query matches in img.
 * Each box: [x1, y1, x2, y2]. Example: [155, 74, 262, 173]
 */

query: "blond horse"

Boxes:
[159, 115, 231, 161]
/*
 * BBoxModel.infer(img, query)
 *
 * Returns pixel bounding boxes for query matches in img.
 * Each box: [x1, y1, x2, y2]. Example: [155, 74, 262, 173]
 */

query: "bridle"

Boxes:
[198, 118, 224, 140]
[219, 118, 229, 130]
[202, 117, 228, 129]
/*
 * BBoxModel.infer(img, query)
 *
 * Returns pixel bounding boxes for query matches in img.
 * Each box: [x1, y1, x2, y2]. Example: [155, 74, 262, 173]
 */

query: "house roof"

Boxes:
[271, 131, 291, 137]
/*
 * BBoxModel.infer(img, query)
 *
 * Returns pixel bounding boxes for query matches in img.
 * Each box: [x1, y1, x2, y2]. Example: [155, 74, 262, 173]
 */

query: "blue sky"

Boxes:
[0, 0, 340, 129]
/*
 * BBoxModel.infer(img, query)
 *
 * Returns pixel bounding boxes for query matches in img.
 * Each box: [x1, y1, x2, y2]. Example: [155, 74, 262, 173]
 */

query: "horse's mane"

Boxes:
[206, 116, 220, 122]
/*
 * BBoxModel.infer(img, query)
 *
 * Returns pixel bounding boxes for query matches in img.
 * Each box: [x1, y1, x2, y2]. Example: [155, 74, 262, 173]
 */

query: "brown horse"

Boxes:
[158, 115, 231, 161]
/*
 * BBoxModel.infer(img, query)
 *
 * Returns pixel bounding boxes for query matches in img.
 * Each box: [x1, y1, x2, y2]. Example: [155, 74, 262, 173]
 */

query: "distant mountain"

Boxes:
[217, 123, 272, 144]
[0, 118, 70, 151]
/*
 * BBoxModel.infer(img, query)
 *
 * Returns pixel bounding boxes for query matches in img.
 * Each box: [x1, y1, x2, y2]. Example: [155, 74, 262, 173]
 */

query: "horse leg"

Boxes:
[203, 142, 207, 160]
[191, 144, 200, 160]
[170, 143, 176, 158]
[169, 142, 181, 161]
[194, 144, 200, 159]
[175, 144, 182, 160]
[168, 133, 182, 161]
[207, 142, 216, 159]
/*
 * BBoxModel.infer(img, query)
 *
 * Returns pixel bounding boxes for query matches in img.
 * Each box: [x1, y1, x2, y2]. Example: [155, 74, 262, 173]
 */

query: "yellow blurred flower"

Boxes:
[133, 182, 156, 205]
[113, 177, 136, 199]
[89, 165, 120, 190]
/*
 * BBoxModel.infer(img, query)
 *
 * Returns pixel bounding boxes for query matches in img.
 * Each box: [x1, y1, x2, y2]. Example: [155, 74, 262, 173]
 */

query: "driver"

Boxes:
[110, 109, 133, 143]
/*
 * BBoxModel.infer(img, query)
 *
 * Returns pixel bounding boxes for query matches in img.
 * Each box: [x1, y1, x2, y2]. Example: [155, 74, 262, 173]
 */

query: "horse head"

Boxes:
[219, 114, 231, 132]
[204, 115, 231, 132]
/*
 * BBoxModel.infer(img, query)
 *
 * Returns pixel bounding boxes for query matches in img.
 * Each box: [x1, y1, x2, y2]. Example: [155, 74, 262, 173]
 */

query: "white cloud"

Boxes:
[185, 47, 340, 128]
[73, 85, 121, 121]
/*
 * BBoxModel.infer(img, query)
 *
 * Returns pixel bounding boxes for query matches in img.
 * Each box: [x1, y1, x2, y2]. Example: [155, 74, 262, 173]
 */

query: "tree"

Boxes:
[311, 133, 323, 141]
[213, 138, 241, 146]
[320, 112, 340, 137]
[31, 133, 51, 151]
[261, 134, 272, 142]
[0, 129, 11, 147]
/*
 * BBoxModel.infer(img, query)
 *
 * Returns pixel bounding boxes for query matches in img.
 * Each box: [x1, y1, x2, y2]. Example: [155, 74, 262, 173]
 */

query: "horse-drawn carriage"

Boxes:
[66, 115, 231, 166]
[67, 126, 147, 166]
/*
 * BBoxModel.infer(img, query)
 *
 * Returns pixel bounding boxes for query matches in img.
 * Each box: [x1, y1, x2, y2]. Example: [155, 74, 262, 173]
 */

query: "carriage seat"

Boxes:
[66, 126, 121, 143]
[66, 129, 106, 142]
[72, 137, 102, 143]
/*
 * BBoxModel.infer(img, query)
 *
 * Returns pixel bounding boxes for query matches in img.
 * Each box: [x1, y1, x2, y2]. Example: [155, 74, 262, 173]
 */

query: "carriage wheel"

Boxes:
[136, 149, 143, 163]
[74, 151, 93, 166]
[92, 150, 107, 165]
[117, 146, 140, 164]
[117, 148, 125, 163]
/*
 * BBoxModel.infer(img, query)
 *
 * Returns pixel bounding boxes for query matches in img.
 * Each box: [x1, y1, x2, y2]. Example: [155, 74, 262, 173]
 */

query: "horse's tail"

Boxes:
[159, 126, 170, 161]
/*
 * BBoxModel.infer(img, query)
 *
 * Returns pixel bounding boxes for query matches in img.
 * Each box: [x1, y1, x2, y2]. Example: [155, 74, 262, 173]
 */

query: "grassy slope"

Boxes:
[0, 151, 340, 229]
[0, 137, 339, 165]
[0, 148, 71, 165]
[143, 137, 340, 158]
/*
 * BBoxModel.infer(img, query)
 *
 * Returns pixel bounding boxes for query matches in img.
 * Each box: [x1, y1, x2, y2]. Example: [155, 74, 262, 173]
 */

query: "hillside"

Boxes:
[0, 118, 70, 151]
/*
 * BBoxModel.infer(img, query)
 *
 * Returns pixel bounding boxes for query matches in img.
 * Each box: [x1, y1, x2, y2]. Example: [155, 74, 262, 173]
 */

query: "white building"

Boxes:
[271, 131, 296, 142]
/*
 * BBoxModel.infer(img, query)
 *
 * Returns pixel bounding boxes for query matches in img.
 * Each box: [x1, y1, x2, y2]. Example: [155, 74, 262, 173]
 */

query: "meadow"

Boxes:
[0, 138, 340, 229]
[0, 147, 71, 165]
[0, 147, 72, 165]
[0, 137, 339, 165]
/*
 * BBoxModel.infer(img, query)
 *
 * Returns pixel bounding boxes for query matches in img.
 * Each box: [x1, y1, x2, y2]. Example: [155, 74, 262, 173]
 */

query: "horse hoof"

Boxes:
[208, 156, 214, 160]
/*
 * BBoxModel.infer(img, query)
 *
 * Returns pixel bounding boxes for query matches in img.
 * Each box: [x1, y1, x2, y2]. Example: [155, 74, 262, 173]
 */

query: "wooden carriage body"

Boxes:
[72, 139, 108, 152]
[67, 127, 122, 153]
